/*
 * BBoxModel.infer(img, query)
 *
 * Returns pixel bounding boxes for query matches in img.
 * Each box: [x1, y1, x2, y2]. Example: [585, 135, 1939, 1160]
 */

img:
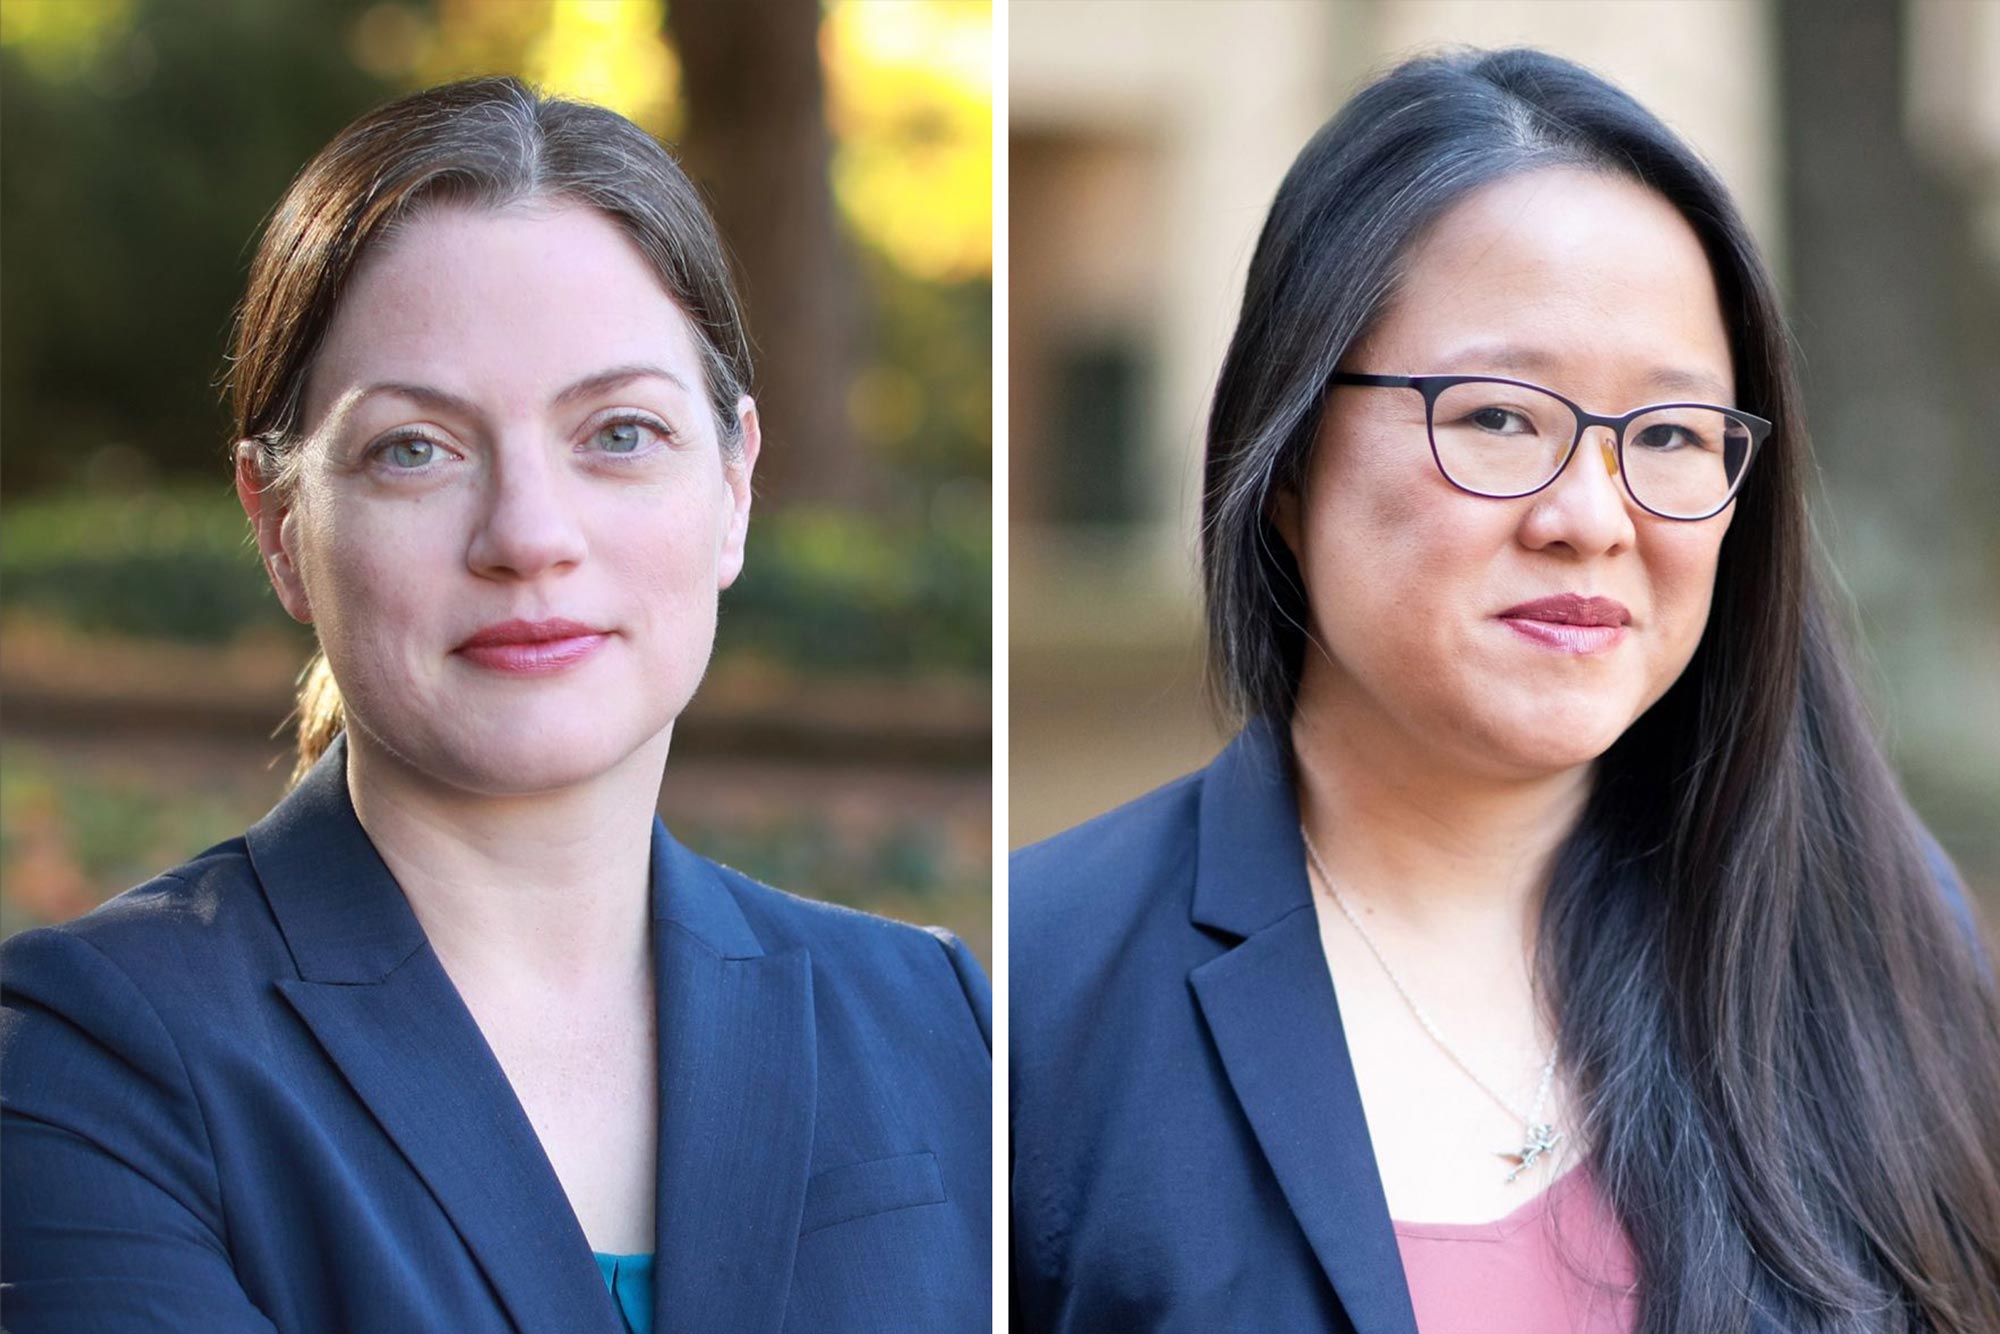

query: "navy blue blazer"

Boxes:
[1010, 720, 1983, 1333]
[1, 735, 992, 1333]
[1011, 719, 1415, 1334]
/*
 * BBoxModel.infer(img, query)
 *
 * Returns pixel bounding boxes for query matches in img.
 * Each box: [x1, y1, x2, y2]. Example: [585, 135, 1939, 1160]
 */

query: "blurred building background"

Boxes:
[0, 0, 992, 961]
[1010, 0, 2000, 927]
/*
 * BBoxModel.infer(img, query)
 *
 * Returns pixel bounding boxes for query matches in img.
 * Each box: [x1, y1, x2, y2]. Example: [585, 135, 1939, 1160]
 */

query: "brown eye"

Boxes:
[1461, 406, 1538, 435]
[1633, 421, 1708, 452]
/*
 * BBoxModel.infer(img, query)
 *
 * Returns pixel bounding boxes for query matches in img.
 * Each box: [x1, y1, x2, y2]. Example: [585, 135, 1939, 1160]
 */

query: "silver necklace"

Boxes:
[1300, 825, 1563, 1184]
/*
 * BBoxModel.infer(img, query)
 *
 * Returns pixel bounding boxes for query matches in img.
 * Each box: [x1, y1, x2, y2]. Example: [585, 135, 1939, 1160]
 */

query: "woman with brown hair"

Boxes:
[1011, 48, 2000, 1333]
[1, 78, 990, 1334]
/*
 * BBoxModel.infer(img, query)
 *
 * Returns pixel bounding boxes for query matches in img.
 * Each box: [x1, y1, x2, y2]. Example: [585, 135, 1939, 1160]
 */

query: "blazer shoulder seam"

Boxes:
[926, 927, 992, 1056]
[716, 863, 941, 944]
[1011, 767, 1205, 867]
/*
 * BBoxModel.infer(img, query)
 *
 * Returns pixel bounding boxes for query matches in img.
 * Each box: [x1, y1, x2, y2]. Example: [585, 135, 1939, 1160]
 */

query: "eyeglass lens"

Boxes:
[1429, 380, 1752, 519]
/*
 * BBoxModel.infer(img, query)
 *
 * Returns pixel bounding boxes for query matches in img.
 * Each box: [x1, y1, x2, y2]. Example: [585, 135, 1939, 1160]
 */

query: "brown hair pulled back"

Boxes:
[225, 77, 752, 786]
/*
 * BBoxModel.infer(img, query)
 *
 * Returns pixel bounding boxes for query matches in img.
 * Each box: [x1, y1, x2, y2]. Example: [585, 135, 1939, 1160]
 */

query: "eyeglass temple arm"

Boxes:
[1329, 372, 1417, 387]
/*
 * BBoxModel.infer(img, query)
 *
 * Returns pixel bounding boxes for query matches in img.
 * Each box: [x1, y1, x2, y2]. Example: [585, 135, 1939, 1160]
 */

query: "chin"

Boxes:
[498, 706, 678, 792]
[1464, 694, 1636, 778]
[358, 701, 681, 797]
[449, 740, 649, 796]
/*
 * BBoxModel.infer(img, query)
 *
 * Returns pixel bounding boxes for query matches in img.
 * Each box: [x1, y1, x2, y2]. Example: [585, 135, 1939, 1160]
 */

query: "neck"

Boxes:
[343, 723, 670, 995]
[1289, 677, 1593, 944]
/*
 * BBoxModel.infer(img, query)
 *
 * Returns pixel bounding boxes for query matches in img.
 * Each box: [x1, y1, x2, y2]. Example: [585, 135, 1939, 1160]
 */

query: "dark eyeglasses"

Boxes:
[1329, 372, 1770, 521]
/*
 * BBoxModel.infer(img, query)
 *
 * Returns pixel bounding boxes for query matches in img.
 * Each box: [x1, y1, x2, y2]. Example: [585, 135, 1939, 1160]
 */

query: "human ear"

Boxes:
[234, 443, 313, 624]
[717, 396, 760, 591]
[1270, 479, 1305, 562]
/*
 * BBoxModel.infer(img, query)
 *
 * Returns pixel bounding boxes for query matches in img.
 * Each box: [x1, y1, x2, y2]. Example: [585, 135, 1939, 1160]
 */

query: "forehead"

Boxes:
[1363, 167, 1733, 397]
[302, 202, 702, 425]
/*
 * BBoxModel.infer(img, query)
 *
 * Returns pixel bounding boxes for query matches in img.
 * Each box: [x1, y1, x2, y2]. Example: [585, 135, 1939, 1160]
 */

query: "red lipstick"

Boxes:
[453, 618, 610, 675]
[1496, 594, 1630, 655]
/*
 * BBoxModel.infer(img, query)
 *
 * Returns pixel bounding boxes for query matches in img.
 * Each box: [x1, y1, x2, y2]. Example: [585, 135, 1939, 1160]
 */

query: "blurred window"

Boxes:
[1048, 339, 1149, 525]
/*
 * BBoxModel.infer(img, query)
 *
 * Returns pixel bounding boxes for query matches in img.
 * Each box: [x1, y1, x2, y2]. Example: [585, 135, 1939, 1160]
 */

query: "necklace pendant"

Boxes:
[1499, 1123, 1563, 1184]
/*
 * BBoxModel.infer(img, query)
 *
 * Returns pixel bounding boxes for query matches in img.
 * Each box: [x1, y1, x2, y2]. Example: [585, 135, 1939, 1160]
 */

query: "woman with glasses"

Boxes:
[1011, 48, 2000, 1334]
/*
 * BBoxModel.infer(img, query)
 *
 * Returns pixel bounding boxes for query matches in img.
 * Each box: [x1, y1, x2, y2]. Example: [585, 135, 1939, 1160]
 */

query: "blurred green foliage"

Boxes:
[0, 739, 989, 951]
[1, 487, 989, 675]
[676, 812, 961, 907]
[1, 486, 293, 643]
[725, 506, 989, 675]
[857, 247, 993, 499]
[0, 743, 247, 891]
[1, 0, 392, 496]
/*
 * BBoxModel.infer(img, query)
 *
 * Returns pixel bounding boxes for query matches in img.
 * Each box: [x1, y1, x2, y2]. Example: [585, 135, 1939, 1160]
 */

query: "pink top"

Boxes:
[1393, 1167, 1639, 1333]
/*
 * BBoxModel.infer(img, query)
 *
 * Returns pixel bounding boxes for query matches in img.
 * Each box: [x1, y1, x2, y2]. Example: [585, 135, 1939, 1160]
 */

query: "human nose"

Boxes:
[465, 440, 588, 580]
[1516, 424, 1636, 557]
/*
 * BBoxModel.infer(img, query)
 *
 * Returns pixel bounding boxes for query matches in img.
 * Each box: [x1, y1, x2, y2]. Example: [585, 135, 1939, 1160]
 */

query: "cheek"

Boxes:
[1647, 526, 1726, 652]
[293, 492, 450, 646]
[1303, 440, 1493, 662]
[599, 481, 728, 625]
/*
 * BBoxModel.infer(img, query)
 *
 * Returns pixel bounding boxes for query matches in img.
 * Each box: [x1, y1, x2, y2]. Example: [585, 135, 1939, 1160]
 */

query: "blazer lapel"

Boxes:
[647, 825, 817, 1334]
[1187, 722, 1419, 1334]
[250, 737, 624, 1334]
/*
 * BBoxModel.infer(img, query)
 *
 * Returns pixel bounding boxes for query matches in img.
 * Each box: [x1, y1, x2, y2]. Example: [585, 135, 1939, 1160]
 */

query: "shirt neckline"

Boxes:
[1390, 1164, 1586, 1241]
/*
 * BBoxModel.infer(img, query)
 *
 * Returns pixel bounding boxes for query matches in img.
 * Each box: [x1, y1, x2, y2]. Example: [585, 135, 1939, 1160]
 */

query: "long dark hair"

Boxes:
[226, 77, 753, 785]
[1200, 48, 2000, 1332]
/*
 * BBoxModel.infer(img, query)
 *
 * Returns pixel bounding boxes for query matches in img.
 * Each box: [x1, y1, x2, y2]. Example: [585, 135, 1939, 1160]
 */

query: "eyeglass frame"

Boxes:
[1327, 371, 1772, 522]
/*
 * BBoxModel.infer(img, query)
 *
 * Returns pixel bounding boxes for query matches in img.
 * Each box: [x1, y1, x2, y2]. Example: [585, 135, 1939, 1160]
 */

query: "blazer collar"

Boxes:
[647, 803, 765, 959]
[1187, 718, 1420, 1334]
[1192, 716, 1312, 939]
[250, 734, 817, 1334]
[247, 733, 773, 980]
[246, 732, 426, 984]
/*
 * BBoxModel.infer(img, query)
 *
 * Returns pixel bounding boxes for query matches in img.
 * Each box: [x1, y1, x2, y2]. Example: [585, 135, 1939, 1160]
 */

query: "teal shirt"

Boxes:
[592, 1252, 654, 1334]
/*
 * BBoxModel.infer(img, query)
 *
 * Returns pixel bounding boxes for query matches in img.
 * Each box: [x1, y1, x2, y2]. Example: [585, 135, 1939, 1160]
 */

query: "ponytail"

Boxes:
[288, 649, 344, 788]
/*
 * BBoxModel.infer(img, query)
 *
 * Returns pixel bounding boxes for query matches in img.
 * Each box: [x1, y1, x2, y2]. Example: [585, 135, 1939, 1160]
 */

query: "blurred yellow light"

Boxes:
[0, 0, 135, 80]
[413, 0, 678, 136]
[825, 0, 992, 282]
[414, 0, 556, 87]
[348, 4, 433, 82]
[528, 0, 679, 137]
[397, 0, 989, 279]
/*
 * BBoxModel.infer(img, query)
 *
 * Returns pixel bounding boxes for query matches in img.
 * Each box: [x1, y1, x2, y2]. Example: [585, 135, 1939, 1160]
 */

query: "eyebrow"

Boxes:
[1434, 342, 1733, 403]
[344, 362, 694, 422]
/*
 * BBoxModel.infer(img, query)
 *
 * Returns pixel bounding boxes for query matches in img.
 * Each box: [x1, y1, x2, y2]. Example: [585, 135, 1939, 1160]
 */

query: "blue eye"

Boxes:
[588, 416, 669, 456]
[383, 438, 436, 469]
[596, 421, 645, 454]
